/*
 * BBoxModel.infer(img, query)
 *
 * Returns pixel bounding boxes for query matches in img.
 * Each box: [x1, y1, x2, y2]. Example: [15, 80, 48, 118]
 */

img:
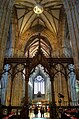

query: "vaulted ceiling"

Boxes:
[14, 0, 63, 58]
[15, 0, 63, 37]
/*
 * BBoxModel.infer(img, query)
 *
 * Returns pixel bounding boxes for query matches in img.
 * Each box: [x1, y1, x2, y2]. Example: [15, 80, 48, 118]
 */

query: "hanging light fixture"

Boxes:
[33, 4, 43, 15]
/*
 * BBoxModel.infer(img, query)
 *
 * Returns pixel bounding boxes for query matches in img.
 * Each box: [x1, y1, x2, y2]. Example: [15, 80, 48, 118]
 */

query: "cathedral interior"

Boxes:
[0, 0, 79, 119]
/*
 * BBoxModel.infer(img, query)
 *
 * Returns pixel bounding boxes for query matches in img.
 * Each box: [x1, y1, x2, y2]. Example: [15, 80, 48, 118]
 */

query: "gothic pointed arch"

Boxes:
[14, 25, 58, 57]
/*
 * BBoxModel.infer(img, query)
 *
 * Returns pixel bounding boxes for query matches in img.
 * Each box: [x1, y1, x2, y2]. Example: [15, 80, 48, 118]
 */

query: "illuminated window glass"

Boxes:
[34, 75, 45, 94]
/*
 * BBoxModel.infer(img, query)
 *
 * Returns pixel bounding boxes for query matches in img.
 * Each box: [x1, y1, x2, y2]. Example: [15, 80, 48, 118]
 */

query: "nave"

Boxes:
[1, 0, 79, 119]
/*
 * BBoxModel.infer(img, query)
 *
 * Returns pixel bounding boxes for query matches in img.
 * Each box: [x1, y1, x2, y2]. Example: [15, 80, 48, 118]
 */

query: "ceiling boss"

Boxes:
[33, 4, 43, 14]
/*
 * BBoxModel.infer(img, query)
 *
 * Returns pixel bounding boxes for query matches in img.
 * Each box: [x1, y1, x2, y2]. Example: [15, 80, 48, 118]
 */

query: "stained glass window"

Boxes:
[34, 75, 45, 94]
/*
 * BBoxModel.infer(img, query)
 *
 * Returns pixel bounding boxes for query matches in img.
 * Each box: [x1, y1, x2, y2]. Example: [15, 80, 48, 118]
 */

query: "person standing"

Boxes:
[34, 106, 38, 117]
[40, 106, 44, 117]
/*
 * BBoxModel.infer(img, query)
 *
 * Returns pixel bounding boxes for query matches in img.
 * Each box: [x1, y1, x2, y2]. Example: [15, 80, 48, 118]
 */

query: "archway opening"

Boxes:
[24, 34, 52, 58]
[28, 64, 51, 105]
[23, 34, 52, 118]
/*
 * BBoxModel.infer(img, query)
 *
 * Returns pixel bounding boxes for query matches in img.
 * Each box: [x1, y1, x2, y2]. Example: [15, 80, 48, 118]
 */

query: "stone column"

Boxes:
[11, 6, 19, 57]
[0, 0, 15, 75]
[57, 6, 66, 57]
[63, 0, 79, 80]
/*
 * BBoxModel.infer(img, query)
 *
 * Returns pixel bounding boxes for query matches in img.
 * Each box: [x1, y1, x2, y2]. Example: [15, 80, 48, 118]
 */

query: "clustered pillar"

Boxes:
[0, 0, 15, 80]
[64, 0, 79, 80]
